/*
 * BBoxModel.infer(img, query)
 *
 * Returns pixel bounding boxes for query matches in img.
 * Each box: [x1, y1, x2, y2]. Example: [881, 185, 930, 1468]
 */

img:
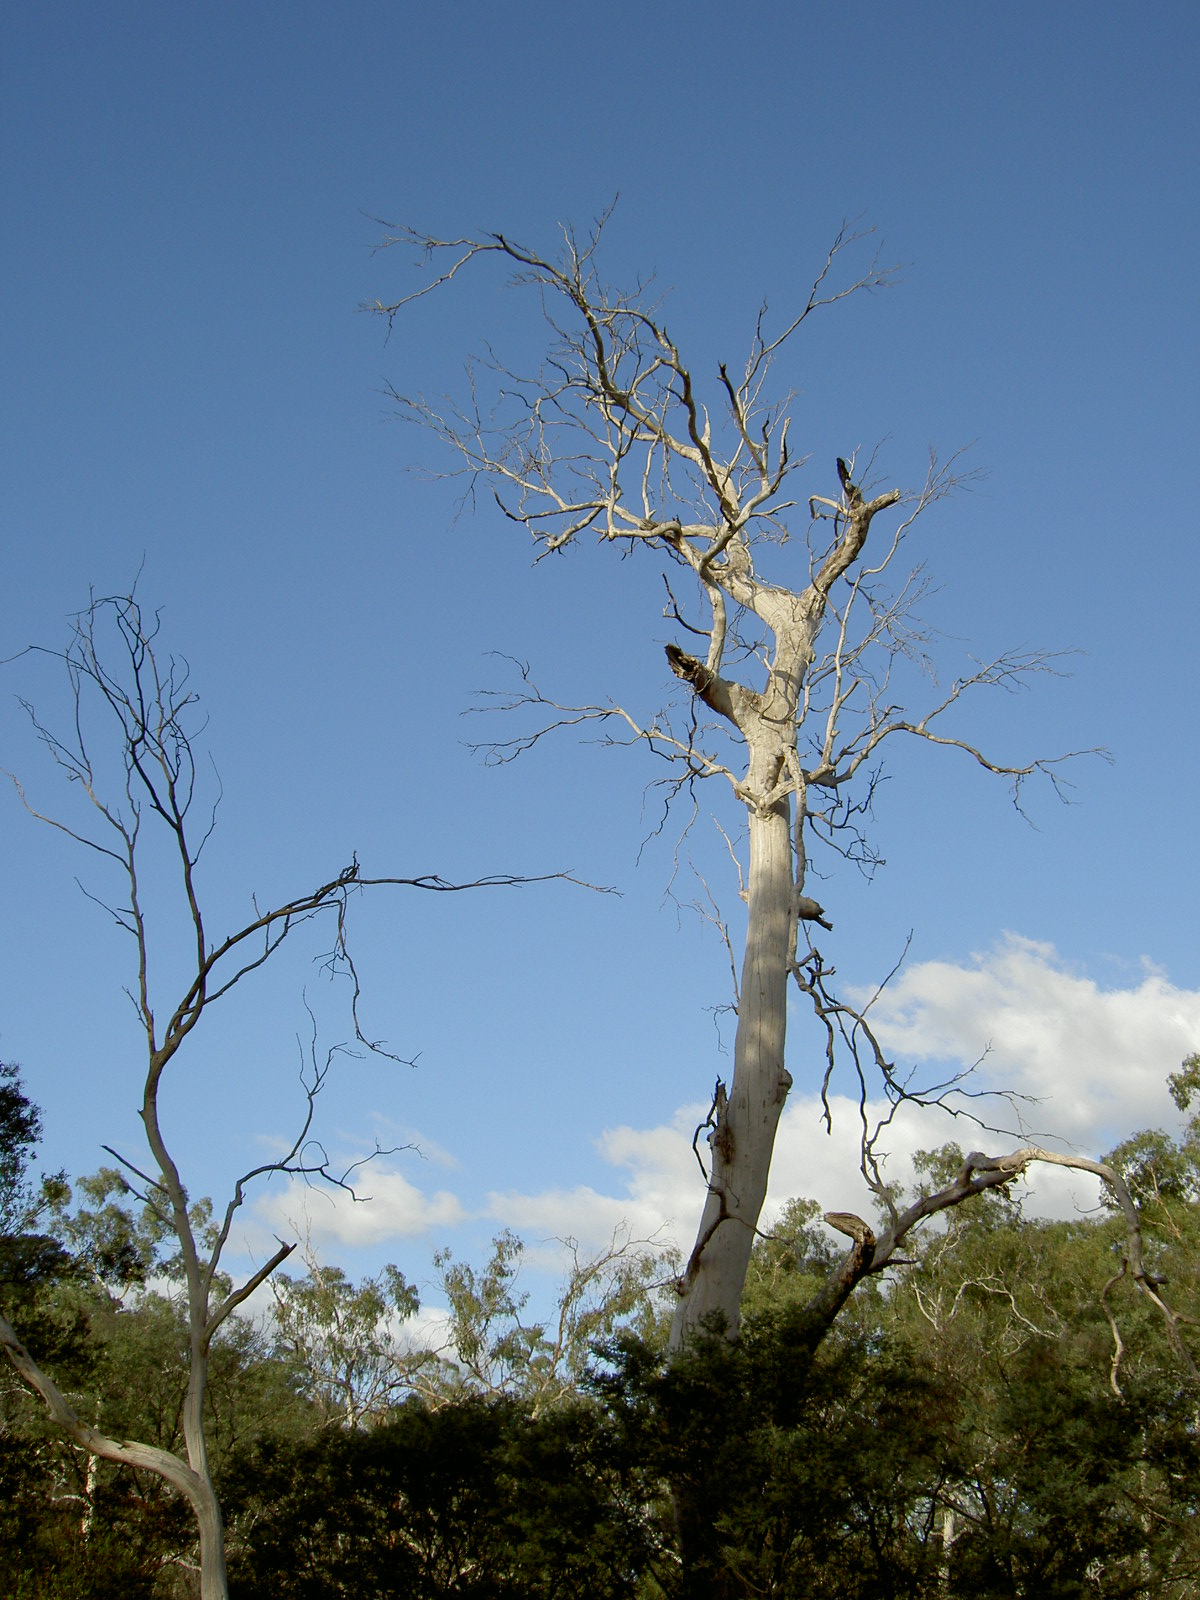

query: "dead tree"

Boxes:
[368, 218, 1192, 1373]
[0, 592, 552, 1600]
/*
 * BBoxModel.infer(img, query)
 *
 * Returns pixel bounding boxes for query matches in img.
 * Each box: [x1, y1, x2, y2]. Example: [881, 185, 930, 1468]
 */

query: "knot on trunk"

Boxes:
[709, 1080, 733, 1166]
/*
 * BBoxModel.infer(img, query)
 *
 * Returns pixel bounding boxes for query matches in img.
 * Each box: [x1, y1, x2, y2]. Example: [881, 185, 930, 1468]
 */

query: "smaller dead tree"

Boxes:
[0, 592, 553, 1600]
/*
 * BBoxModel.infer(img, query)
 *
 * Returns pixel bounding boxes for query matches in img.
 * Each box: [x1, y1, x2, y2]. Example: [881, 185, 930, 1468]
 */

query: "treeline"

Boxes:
[3, 1059, 1200, 1598]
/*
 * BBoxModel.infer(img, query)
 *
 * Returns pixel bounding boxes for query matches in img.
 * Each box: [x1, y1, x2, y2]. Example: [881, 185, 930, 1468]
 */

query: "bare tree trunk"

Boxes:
[374, 215, 1200, 1599]
[939, 1504, 957, 1593]
[82, 1424, 98, 1540]
[670, 792, 794, 1348]
[194, 1488, 227, 1600]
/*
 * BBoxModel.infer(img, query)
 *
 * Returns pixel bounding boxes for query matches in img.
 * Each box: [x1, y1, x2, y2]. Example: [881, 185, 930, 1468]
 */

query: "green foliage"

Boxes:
[433, 1225, 674, 1409]
[41, 1170, 163, 1294]
[1167, 1051, 1200, 1113]
[43, 1170, 232, 1299]
[943, 1350, 1189, 1598]
[597, 1319, 960, 1600]
[0, 1061, 43, 1234]
[223, 1395, 665, 1600]
[741, 1196, 842, 1321]
[1105, 1126, 1200, 1208]
[270, 1258, 427, 1427]
[0, 1067, 99, 1459]
[434, 1228, 535, 1394]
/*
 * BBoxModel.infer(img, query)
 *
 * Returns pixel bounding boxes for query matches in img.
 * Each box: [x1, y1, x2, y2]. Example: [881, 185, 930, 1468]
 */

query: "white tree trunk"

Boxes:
[670, 792, 794, 1348]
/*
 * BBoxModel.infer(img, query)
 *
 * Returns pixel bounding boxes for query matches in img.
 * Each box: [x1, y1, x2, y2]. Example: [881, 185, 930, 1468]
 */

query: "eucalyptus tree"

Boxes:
[373, 218, 1181, 1363]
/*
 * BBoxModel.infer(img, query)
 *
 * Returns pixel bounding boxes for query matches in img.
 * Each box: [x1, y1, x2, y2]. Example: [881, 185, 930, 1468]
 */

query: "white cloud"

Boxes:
[482, 1093, 891, 1258]
[858, 934, 1200, 1148]
[486, 1106, 705, 1258]
[252, 1164, 467, 1252]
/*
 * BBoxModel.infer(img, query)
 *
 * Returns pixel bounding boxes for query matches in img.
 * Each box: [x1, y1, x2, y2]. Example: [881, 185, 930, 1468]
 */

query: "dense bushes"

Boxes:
[223, 1396, 665, 1599]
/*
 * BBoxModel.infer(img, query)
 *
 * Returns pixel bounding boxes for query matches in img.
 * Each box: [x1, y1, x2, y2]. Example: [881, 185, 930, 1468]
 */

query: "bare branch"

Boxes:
[0, 1308, 210, 1499]
[877, 1149, 1196, 1379]
[1101, 1261, 1129, 1398]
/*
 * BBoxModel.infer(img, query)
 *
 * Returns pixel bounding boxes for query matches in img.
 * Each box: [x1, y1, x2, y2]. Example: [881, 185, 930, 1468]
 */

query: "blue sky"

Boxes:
[3, 2, 1199, 1311]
